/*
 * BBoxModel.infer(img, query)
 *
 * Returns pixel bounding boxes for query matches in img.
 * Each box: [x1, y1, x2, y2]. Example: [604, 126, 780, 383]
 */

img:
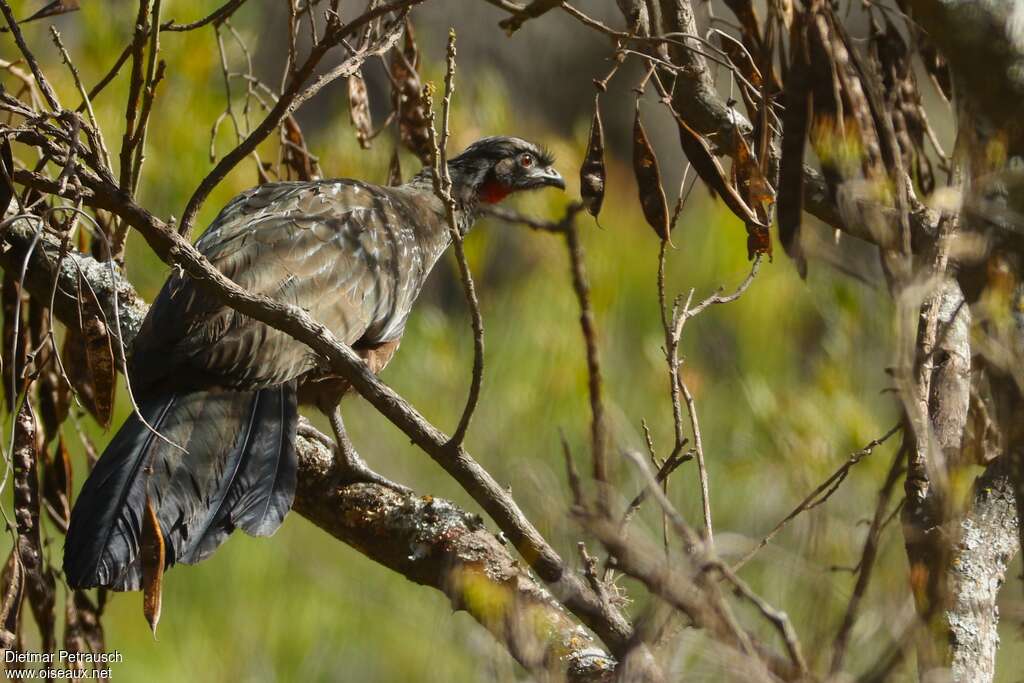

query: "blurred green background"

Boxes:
[2, 1, 1021, 680]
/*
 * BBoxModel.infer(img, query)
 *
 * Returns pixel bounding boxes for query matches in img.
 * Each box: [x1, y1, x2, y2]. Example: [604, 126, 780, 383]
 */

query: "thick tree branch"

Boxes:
[947, 459, 1020, 682]
[0, 215, 616, 682]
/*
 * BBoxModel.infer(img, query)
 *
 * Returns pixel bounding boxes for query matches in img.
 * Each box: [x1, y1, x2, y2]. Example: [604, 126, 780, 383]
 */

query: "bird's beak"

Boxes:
[531, 166, 565, 190]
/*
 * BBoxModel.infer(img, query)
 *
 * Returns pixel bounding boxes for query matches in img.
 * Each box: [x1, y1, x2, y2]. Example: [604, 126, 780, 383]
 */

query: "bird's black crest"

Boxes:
[452, 136, 554, 167]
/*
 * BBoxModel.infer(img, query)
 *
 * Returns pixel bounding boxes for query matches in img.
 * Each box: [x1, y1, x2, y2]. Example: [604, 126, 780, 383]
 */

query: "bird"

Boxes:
[63, 136, 565, 590]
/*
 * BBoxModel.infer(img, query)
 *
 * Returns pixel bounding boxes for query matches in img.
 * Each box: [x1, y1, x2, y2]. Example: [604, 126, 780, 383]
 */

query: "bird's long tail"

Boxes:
[63, 383, 298, 590]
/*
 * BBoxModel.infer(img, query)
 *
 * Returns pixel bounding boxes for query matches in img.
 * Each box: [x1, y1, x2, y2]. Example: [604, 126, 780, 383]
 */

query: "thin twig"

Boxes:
[733, 423, 903, 571]
[830, 443, 908, 674]
[562, 206, 609, 514]
[0, 0, 61, 111]
[162, 0, 248, 31]
[49, 28, 112, 172]
[178, 0, 419, 237]
[423, 30, 484, 447]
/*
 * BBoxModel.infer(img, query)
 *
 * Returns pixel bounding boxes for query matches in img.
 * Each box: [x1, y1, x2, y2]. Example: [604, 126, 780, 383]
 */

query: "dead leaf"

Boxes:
[141, 496, 164, 636]
[632, 106, 671, 242]
[580, 96, 606, 219]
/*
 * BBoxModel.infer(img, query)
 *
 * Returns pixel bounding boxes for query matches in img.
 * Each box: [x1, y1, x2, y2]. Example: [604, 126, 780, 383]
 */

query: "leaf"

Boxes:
[0, 551, 25, 651]
[141, 495, 165, 636]
[13, 400, 56, 654]
[387, 147, 402, 186]
[580, 96, 606, 218]
[42, 436, 72, 533]
[777, 10, 812, 278]
[632, 107, 671, 242]
[390, 20, 432, 165]
[62, 274, 116, 428]
[347, 71, 373, 150]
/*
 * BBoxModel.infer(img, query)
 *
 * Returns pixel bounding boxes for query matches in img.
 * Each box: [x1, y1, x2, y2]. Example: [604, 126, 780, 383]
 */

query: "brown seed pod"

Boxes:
[42, 436, 73, 532]
[347, 70, 373, 150]
[64, 589, 105, 658]
[13, 401, 56, 653]
[387, 147, 403, 186]
[580, 96, 606, 218]
[141, 495, 165, 636]
[62, 273, 116, 428]
[778, 9, 812, 278]
[674, 114, 761, 228]
[391, 19, 433, 165]
[632, 106, 671, 242]
[0, 550, 25, 650]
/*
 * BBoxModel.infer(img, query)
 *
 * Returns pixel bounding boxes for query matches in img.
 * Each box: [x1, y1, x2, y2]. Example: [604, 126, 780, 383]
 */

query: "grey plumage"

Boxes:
[64, 137, 563, 590]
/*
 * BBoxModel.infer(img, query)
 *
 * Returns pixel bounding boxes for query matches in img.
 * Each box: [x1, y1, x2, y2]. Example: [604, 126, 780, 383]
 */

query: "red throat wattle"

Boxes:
[479, 178, 512, 204]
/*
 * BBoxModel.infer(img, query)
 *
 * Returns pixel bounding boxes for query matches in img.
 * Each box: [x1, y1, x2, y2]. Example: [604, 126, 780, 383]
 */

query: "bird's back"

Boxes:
[130, 179, 451, 394]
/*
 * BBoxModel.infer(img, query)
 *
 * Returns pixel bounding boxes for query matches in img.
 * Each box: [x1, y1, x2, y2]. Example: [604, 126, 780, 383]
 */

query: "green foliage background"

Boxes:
[2, 1, 1021, 680]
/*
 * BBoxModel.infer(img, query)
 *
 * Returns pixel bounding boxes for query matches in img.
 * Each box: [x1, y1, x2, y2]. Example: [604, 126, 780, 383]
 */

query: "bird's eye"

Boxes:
[519, 153, 534, 168]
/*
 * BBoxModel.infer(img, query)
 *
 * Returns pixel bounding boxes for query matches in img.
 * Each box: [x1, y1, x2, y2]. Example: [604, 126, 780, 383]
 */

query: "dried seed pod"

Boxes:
[282, 116, 318, 181]
[732, 129, 774, 212]
[64, 589, 105, 659]
[0, 137, 13, 217]
[0, 551, 25, 650]
[778, 10, 812, 277]
[141, 495, 164, 636]
[62, 272, 116, 428]
[632, 106, 671, 242]
[13, 401, 56, 653]
[391, 19, 432, 165]
[675, 114, 761, 228]
[347, 70, 373, 150]
[42, 436, 73, 532]
[580, 96, 606, 218]
[387, 147, 403, 186]
[2, 275, 27, 412]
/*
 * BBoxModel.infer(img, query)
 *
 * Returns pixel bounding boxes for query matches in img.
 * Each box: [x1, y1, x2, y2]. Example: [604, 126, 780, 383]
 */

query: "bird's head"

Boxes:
[446, 136, 565, 206]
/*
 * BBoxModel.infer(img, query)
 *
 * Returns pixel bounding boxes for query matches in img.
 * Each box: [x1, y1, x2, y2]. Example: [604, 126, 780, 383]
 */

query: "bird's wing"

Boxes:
[131, 180, 433, 393]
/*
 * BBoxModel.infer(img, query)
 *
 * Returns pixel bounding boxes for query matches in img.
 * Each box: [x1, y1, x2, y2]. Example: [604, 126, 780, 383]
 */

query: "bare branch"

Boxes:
[423, 30, 485, 447]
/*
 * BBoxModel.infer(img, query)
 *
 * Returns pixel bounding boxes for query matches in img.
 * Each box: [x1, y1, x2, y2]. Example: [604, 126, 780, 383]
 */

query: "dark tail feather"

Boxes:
[63, 383, 298, 590]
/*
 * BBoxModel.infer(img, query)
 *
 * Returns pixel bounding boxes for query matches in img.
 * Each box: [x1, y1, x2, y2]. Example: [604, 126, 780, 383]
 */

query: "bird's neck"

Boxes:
[407, 169, 484, 236]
